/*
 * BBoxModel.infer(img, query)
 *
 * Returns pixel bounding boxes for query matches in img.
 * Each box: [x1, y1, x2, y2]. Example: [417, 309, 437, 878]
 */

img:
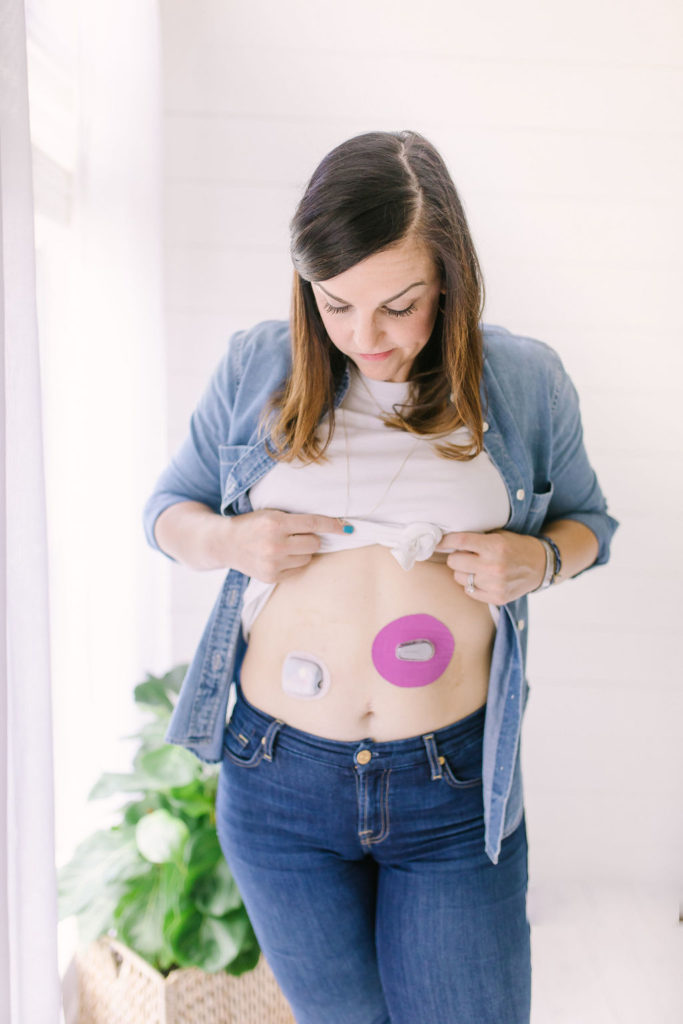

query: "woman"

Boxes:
[144, 130, 618, 1024]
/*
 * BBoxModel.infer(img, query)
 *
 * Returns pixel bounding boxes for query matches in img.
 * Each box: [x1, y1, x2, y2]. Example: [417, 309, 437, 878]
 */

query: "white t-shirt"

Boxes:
[241, 367, 510, 638]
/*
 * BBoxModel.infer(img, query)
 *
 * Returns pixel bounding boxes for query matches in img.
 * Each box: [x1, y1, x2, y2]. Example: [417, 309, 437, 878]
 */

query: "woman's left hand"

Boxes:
[435, 530, 546, 604]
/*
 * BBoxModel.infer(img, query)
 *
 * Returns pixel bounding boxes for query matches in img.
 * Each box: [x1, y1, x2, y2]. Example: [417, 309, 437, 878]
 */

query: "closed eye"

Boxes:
[323, 301, 417, 319]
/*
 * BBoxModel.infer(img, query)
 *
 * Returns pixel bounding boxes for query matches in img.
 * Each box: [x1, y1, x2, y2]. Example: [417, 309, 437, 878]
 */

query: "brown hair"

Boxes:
[264, 130, 486, 462]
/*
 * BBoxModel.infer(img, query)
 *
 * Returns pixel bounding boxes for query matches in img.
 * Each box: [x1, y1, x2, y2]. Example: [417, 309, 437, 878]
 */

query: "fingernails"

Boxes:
[343, 524, 354, 534]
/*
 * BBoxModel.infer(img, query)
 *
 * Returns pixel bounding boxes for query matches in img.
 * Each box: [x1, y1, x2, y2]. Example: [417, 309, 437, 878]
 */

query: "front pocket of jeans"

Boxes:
[440, 756, 482, 789]
[222, 723, 265, 768]
[437, 737, 483, 789]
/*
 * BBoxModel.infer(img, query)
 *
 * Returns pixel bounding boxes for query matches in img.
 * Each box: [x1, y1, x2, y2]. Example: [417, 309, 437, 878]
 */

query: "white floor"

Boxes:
[527, 879, 682, 1023]
[61, 881, 681, 1022]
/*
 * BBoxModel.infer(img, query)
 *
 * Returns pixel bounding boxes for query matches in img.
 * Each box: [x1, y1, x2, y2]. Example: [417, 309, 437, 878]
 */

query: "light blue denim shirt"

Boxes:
[143, 319, 618, 865]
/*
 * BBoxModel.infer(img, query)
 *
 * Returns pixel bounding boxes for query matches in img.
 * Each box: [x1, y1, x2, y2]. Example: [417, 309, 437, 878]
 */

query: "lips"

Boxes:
[357, 350, 392, 361]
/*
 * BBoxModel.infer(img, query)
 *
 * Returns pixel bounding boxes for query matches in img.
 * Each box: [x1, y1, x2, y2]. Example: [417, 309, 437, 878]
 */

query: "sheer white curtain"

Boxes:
[2, 0, 168, 1019]
[34, 0, 170, 898]
[1, 0, 61, 1020]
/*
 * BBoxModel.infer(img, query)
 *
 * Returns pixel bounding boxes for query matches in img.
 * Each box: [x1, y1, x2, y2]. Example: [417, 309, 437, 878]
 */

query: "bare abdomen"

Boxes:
[239, 546, 495, 741]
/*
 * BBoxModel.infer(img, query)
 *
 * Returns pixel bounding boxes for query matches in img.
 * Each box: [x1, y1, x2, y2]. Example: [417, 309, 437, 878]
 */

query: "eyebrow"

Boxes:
[316, 281, 426, 305]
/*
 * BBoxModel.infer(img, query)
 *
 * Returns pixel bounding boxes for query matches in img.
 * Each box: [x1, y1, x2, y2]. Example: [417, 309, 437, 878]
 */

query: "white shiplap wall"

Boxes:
[158, 0, 682, 889]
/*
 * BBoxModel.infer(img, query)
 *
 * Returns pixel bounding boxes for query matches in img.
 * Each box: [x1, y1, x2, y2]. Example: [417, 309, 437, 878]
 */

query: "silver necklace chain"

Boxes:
[340, 373, 422, 520]
[354, 368, 410, 419]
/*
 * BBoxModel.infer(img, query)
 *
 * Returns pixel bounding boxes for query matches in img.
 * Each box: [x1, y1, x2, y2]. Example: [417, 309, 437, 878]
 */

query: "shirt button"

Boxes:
[518, 619, 526, 631]
[516, 488, 525, 501]
[356, 749, 372, 765]
[483, 421, 490, 432]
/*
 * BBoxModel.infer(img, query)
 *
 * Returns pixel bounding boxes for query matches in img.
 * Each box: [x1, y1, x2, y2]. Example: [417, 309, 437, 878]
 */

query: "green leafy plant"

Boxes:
[58, 665, 259, 977]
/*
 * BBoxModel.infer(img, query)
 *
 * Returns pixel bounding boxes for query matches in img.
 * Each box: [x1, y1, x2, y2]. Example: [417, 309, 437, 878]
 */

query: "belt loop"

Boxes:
[422, 733, 442, 780]
[261, 718, 284, 762]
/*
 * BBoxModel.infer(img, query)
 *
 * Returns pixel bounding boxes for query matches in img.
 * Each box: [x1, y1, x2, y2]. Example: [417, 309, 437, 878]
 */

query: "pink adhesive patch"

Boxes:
[371, 614, 455, 688]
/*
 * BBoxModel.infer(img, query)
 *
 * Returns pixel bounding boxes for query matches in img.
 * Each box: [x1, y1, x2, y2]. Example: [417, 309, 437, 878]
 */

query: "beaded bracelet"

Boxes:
[539, 534, 562, 583]
[533, 539, 555, 591]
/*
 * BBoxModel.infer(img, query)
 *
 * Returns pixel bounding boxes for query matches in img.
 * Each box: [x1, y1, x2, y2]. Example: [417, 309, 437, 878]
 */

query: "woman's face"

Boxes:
[311, 235, 444, 383]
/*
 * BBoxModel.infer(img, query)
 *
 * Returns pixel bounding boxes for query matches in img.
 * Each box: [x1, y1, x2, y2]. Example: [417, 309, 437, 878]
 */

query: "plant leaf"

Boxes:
[135, 809, 189, 864]
[190, 857, 244, 917]
[121, 719, 169, 748]
[134, 678, 174, 712]
[136, 745, 198, 789]
[134, 665, 186, 703]
[169, 909, 253, 973]
[122, 794, 164, 826]
[166, 781, 215, 820]
[159, 664, 187, 694]
[184, 829, 222, 877]
[76, 896, 122, 947]
[58, 664, 241, 977]
[88, 772, 156, 800]
[114, 863, 181, 965]
[58, 827, 142, 919]
[226, 941, 261, 976]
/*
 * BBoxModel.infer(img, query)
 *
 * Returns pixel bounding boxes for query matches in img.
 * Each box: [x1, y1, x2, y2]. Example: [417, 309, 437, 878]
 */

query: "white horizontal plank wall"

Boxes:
[158, 0, 682, 891]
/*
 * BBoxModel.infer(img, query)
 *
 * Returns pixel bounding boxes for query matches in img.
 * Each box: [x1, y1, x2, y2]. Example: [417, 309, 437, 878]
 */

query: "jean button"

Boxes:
[356, 749, 372, 765]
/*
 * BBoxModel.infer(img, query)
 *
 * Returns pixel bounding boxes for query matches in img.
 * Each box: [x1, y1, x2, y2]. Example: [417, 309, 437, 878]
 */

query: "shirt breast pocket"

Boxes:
[526, 482, 554, 533]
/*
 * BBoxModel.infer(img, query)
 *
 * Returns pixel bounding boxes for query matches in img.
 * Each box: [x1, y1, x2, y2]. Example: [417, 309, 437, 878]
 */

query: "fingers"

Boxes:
[248, 510, 347, 583]
[434, 530, 504, 603]
[437, 531, 506, 573]
[445, 552, 480, 574]
[283, 512, 347, 536]
[285, 532, 324, 556]
[435, 530, 492, 553]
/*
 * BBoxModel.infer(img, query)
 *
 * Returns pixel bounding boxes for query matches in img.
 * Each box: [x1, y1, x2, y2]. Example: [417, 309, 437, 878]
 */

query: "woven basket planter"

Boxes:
[75, 936, 296, 1024]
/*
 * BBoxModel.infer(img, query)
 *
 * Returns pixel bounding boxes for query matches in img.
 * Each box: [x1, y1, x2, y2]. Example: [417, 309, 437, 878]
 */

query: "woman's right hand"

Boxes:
[215, 509, 347, 583]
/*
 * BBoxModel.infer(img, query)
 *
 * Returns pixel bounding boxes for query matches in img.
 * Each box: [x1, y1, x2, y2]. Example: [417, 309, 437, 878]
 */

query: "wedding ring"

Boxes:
[466, 572, 476, 595]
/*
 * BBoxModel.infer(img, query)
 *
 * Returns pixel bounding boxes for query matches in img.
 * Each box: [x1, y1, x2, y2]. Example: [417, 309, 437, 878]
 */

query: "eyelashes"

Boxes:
[323, 301, 417, 319]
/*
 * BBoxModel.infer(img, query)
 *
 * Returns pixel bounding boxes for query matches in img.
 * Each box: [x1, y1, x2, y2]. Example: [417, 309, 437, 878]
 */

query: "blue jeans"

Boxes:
[215, 687, 531, 1024]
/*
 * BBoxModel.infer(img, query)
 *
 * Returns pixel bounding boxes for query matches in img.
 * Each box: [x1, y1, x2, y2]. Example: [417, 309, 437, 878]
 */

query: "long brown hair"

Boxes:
[264, 130, 486, 462]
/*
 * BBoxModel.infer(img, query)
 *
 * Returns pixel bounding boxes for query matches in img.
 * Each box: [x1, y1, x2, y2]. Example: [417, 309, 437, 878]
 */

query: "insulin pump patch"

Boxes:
[282, 652, 331, 699]
[371, 613, 455, 688]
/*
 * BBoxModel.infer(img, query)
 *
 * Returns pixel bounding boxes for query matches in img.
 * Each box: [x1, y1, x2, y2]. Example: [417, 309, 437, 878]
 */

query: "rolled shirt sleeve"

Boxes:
[142, 331, 244, 556]
[544, 356, 619, 568]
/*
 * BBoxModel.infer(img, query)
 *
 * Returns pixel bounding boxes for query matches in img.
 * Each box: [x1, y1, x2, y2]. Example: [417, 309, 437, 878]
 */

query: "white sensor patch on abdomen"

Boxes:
[282, 652, 331, 699]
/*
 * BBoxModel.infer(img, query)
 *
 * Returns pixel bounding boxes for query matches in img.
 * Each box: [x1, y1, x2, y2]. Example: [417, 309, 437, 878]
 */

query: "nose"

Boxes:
[352, 314, 384, 353]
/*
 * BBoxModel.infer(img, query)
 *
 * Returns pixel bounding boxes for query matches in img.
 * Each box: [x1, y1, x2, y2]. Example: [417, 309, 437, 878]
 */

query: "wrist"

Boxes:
[532, 535, 561, 591]
[200, 512, 236, 571]
[539, 533, 563, 583]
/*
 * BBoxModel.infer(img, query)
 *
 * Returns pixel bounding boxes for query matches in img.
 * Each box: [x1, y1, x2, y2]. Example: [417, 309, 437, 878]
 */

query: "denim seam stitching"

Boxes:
[361, 768, 392, 847]
[441, 758, 483, 790]
[422, 733, 442, 780]
[426, 731, 483, 790]
[354, 767, 365, 845]
[222, 746, 264, 768]
[373, 768, 392, 845]
[261, 719, 284, 762]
